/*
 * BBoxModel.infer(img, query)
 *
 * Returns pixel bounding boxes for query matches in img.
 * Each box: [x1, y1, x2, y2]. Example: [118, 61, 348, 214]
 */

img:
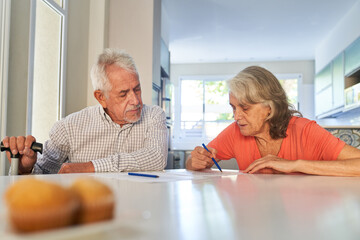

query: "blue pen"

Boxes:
[202, 143, 222, 172]
[128, 172, 159, 178]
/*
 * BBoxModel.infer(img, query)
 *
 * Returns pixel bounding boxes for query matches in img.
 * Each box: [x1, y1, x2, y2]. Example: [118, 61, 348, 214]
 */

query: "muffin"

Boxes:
[70, 177, 115, 224]
[4, 178, 78, 233]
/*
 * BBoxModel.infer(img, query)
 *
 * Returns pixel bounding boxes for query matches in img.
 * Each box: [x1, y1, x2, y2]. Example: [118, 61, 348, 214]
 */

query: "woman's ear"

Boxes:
[265, 103, 272, 120]
[94, 90, 107, 108]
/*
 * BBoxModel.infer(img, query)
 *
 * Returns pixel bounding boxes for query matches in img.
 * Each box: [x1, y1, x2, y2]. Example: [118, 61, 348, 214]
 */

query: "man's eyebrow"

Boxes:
[119, 84, 140, 94]
[119, 89, 130, 94]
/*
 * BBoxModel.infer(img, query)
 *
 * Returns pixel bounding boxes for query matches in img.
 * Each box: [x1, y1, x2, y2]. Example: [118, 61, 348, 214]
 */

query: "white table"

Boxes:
[1, 169, 360, 240]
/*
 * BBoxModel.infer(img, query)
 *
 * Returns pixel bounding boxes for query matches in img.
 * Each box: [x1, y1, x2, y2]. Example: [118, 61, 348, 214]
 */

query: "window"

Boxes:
[180, 77, 233, 139]
[173, 75, 233, 150]
[0, 0, 68, 174]
[173, 73, 301, 150]
[28, 0, 68, 143]
[276, 73, 302, 110]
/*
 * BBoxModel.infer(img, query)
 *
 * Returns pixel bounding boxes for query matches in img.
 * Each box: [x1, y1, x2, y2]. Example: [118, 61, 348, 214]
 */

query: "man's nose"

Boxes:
[129, 90, 140, 105]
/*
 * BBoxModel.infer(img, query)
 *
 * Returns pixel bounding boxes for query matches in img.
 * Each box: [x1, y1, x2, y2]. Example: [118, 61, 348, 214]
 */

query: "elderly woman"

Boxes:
[186, 66, 360, 176]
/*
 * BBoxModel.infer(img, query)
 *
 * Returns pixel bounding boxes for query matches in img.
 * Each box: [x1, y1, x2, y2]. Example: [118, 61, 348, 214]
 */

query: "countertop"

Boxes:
[1, 170, 360, 240]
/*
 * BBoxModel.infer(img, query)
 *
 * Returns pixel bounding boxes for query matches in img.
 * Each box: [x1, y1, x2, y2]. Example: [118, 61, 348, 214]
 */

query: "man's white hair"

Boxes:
[90, 49, 138, 96]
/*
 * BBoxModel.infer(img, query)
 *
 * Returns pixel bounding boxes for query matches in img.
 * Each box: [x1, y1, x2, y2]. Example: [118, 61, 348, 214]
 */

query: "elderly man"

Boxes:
[2, 49, 168, 174]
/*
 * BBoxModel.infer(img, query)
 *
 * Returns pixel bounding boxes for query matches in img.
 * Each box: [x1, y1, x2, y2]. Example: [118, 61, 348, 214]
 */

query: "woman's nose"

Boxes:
[234, 109, 243, 120]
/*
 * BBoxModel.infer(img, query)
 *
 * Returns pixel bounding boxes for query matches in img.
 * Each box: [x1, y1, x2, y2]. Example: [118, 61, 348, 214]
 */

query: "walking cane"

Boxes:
[1, 141, 43, 175]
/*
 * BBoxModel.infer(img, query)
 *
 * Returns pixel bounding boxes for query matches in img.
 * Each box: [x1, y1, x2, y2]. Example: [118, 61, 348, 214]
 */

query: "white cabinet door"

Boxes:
[315, 86, 333, 116]
[332, 53, 344, 109]
[315, 64, 332, 117]
[345, 37, 360, 76]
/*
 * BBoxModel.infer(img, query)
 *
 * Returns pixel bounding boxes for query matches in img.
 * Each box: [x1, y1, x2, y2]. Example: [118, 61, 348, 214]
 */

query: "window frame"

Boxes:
[173, 74, 234, 150]
[0, 0, 11, 175]
[27, 0, 68, 136]
[275, 73, 302, 110]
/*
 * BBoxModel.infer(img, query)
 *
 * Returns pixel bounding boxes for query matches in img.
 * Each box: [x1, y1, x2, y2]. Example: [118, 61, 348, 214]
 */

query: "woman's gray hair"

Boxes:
[90, 49, 138, 96]
[227, 66, 301, 139]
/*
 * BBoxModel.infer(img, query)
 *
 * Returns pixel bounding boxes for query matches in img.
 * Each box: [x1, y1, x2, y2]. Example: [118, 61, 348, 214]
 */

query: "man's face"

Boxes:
[96, 64, 143, 126]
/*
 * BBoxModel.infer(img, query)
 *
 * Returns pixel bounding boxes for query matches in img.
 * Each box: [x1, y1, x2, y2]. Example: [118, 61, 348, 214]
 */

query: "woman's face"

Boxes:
[229, 93, 271, 137]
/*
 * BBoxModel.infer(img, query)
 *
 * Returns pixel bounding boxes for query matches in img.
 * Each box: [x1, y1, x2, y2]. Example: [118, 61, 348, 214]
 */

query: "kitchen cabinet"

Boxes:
[345, 37, 360, 76]
[315, 86, 333, 116]
[160, 39, 170, 78]
[315, 37, 360, 118]
[332, 53, 344, 109]
[315, 63, 333, 116]
[314, 53, 344, 118]
[153, 39, 170, 106]
[344, 37, 360, 110]
[315, 63, 332, 93]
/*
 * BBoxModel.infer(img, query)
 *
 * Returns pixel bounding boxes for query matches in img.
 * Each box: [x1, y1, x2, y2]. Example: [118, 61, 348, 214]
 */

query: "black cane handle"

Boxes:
[0, 141, 43, 156]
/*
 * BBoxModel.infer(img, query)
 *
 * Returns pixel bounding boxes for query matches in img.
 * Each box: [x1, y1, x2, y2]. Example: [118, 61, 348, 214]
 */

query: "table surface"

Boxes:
[1, 169, 360, 240]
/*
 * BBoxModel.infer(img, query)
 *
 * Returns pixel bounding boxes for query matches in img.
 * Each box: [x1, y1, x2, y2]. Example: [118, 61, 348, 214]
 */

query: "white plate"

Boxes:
[0, 216, 147, 240]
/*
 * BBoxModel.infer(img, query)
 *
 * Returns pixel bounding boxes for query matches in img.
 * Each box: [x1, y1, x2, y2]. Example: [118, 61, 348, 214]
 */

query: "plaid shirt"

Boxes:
[33, 104, 168, 174]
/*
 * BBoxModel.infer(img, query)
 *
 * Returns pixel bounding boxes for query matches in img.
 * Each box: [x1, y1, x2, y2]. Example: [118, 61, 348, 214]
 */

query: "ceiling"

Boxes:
[162, 0, 359, 64]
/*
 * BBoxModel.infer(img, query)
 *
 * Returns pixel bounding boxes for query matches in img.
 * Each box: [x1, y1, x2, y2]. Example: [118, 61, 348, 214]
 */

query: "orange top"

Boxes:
[208, 116, 346, 170]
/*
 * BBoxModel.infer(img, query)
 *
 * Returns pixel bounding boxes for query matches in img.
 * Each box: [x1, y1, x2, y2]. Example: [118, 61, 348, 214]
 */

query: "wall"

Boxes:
[87, 0, 109, 107]
[107, 0, 161, 105]
[3, 0, 30, 173]
[7, 0, 30, 137]
[161, 0, 170, 46]
[65, 0, 90, 116]
[315, 1, 360, 73]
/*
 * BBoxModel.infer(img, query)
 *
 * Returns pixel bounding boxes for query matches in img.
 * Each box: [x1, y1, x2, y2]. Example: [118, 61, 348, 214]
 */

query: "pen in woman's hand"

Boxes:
[202, 143, 222, 172]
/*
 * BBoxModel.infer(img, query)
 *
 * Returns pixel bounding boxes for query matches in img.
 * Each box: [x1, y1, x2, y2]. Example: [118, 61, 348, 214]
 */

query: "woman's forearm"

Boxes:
[295, 159, 360, 177]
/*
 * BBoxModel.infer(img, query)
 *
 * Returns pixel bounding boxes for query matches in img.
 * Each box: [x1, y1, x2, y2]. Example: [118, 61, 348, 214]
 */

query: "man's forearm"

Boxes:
[92, 146, 167, 172]
[58, 162, 95, 174]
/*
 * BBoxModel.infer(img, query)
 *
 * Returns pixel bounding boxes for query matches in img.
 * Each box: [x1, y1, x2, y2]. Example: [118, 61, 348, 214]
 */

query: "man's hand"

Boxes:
[58, 162, 95, 174]
[2, 136, 38, 174]
[186, 146, 218, 171]
[244, 155, 297, 174]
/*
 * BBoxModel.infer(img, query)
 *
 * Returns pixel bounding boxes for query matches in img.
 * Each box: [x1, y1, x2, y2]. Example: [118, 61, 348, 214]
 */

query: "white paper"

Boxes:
[97, 169, 242, 183]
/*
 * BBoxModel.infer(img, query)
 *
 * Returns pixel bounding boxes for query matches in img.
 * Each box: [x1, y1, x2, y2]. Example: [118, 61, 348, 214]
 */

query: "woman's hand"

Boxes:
[244, 155, 298, 174]
[186, 146, 218, 171]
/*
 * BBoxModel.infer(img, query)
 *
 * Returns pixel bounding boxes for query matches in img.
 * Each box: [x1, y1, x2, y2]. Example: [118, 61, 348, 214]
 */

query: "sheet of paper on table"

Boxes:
[96, 169, 243, 183]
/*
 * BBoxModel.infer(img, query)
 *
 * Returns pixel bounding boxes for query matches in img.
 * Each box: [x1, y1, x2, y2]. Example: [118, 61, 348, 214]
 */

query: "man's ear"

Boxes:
[94, 90, 107, 108]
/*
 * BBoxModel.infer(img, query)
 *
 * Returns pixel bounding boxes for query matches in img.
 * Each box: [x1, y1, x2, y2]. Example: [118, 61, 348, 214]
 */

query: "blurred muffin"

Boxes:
[70, 177, 114, 224]
[4, 178, 78, 233]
